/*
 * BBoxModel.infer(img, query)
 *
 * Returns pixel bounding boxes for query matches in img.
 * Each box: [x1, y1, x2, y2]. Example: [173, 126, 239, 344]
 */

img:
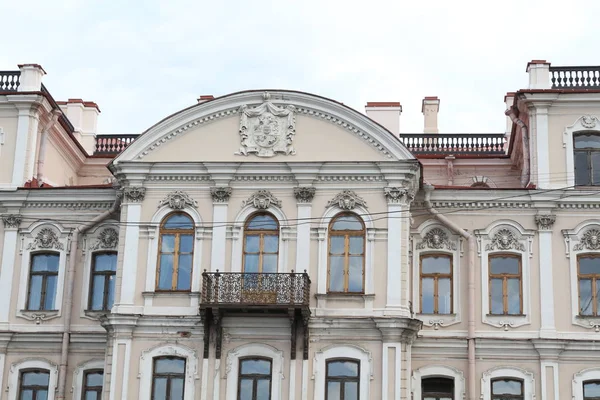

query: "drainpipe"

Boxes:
[56, 194, 122, 400]
[36, 109, 61, 186]
[423, 183, 477, 400]
[505, 107, 531, 187]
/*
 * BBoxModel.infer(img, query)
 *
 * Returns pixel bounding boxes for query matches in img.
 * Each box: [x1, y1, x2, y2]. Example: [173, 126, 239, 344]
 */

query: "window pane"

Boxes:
[329, 256, 344, 292]
[329, 236, 345, 254]
[422, 256, 451, 274]
[327, 361, 359, 377]
[580, 279, 593, 315]
[36, 391, 48, 400]
[158, 255, 174, 289]
[421, 278, 434, 313]
[490, 257, 519, 275]
[94, 253, 117, 272]
[163, 214, 194, 229]
[241, 359, 271, 375]
[575, 151, 590, 185]
[245, 235, 260, 253]
[22, 371, 50, 386]
[161, 235, 176, 252]
[107, 275, 115, 310]
[170, 377, 184, 400]
[423, 377, 454, 394]
[327, 381, 341, 400]
[593, 152, 600, 185]
[152, 377, 167, 400]
[85, 392, 98, 400]
[247, 214, 278, 230]
[257, 379, 271, 400]
[507, 278, 521, 314]
[19, 389, 33, 400]
[490, 278, 504, 314]
[155, 358, 186, 374]
[579, 257, 600, 275]
[90, 275, 106, 310]
[492, 379, 522, 394]
[575, 134, 600, 149]
[28, 275, 43, 310]
[438, 278, 452, 314]
[344, 382, 358, 400]
[86, 371, 103, 386]
[32, 254, 59, 272]
[244, 254, 259, 273]
[44, 275, 57, 310]
[331, 215, 362, 230]
[179, 235, 194, 253]
[348, 256, 364, 292]
[239, 379, 253, 400]
[584, 381, 600, 397]
[177, 254, 192, 290]
[263, 235, 279, 252]
[262, 255, 278, 273]
[349, 237, 364, 255]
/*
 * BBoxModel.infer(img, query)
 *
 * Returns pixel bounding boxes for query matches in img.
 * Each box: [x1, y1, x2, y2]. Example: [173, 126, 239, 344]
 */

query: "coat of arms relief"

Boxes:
[236, 92, 296, 157]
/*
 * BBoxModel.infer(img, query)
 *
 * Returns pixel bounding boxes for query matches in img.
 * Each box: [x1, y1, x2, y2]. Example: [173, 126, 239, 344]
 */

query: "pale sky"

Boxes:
[2, 0, 599, 135]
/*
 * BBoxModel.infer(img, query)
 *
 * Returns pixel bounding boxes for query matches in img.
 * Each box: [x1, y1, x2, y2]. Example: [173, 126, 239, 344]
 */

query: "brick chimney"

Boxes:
[197, 95, 214, 104]
[364, 102, 402, 135]
[422, 96, 440, 133]
[57, 99, 101, 154]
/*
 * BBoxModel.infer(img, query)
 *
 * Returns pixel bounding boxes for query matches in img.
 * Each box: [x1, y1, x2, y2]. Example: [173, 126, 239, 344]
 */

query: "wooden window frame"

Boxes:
[419, 253, 453, 314]
[577, 254, 600, 316]
[421, 376, 455, 400]
[26, 252, 59, 311]
[151, 356, 186, 400]
[490, 378, 524, 400]
[156, 212, 195, 292]
[327, 213, 366, 294]
[18, 368, 50, 400]
[325, 358, 360, 400]
[584, 380, 600, 400]
[488, 254, 523, 315]
[574, 133, 600, 186]
[82, 369, 103, 400]
[237, 357, 273, 400]
[88, 252, 117, 311]
[242, 212, 280, 274]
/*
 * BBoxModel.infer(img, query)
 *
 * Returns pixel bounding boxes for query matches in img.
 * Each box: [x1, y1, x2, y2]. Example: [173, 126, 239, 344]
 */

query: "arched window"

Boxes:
[152, 357, 186, 400]
[574, 133, 600, 186]
[27, 253, 60, 311]
[422, 377, 454, 400]
[18, 369, 50, 400]
[489, 255, 522, 315]
[82, 369, 103, 399]
[491, 378, 523, 400]
[578, 255, 600, 316]
[325, 359, 360, 400]
[420, 254, 453, 314]
[237, 358, 272, 400]
[584, 380, 600, 400]
[156, 213, 194, 291]
[328, 213, 365, 293]
[89, 252, 117, 311]
[243, 213, 279, 274]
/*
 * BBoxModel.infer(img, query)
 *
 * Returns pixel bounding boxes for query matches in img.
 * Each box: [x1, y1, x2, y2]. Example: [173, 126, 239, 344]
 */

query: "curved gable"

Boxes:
[112, 90, 415, 164]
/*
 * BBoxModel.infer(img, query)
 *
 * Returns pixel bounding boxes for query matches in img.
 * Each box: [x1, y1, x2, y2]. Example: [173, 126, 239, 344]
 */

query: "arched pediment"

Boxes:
[112, 90, 415, 165]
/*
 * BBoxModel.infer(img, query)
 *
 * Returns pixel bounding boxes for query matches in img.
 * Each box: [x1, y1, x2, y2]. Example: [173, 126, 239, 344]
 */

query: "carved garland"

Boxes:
[384, 187, 415, 205]
[294, 187, 316, 204]
[326, 190, 367, 210]
[158, 190, 198, 210]
[120, 187, 146, 202]
[574, 228, 600, 251]
[416, 228, 457, 250]
[211, 187, 232, 203]
[485, 228, 525, 252]
[242, 190, 282, 209]
[27, 228, 64, 251]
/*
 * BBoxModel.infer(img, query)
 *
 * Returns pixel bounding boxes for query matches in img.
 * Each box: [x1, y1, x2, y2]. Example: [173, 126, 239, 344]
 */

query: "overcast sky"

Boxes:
[2, 0, 600, 134]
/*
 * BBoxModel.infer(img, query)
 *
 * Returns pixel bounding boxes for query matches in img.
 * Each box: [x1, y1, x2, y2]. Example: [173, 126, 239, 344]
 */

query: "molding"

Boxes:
[563, 114, 600, 187]
[72, 359, 104, 400]
[1, 214, 21, 229]
[326, 190, 367, 210]
[481, 366, 535, 400]
[211, 187, 232, 203]
[157, 190, 198, 209]
[412, 365, 465, 400]
[572, 367, 600, 400]
[7, 358, 59, 400]
[293, 187, 316, 204]
[242, 190, 282, 209]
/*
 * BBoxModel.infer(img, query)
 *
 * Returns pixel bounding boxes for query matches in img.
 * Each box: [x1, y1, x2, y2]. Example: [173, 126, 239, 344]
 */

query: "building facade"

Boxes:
[0, 61, 599, 399]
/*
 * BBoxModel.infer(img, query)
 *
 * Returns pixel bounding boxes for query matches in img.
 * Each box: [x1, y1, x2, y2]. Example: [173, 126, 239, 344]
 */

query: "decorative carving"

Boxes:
[485, 228, 525, 251]
[211, 187, 232, 203]
[236, 92, 296, 157]
[27, 228, 64, 250]
[326, 190, 367, 210]
[574, 229, 600, 251]
[383, 187, 414, 205]
[416, 228, 457, 250]
[535, 214, 556, 230]
[242, 190, 282, 209]
[19, 311, 59, 324]
[498, 321, 515, 331]
[2, 214, 21, 229]
[120, 186, 146, 202]
[429, 319, 444, 330]
[158, 190, 197, 210]
[294, 187, 316, 203]
[89, 228, 119, 251]
[582, 115, 599, 129]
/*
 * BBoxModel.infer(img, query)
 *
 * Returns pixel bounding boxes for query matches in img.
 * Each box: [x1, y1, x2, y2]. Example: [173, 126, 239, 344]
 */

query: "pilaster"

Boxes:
[0, 215, 21, 324]
[535, 214, 556, 337]
[210, 187, 231, 272]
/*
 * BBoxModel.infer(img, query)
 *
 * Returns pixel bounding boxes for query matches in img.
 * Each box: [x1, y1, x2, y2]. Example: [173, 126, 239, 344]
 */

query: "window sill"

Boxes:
[84, 310, 110, 319]
[418, 313, 460, 329]
[18, 309, 60, 324]
[573, 315, 600, 330]
[142, 291, 200, 300]
[483, 314, 529, 330]
[315, 293, 374, 300]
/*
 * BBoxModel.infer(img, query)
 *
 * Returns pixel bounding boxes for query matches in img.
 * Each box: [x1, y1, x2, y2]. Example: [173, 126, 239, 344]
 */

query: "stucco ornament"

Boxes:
[211, 187, 232, 203]
[574, 228, 600, 251]
[485, 228, 525, 251]
[534, 214, 556, 230]
[1, 214, 21, 229]
[27, 228, 64, 250]
[236, 92, 296, 157]
[119, 186, 146, 202]
[416, 228, 456, 250]
[158, 190, 198, 210]
[327, 190, 368, 210]
[581, 115, 599, 129]
[383, 187, 414, 205]
[242, 190, 282, 209]
[294, 187, 316, 203]
[89, 228, 119, 250]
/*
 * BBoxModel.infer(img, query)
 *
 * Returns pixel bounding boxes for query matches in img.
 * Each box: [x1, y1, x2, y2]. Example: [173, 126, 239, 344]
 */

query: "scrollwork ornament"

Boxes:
[158, 190, 198, 210]
[211, 187, 232, 203]
[294, 187, 316, 203]
[416, 228, 457, 250]
[485, 228, 525, 251]
[27, 228, 64, 250]
[2, 214, 21, 229]
[384, 187, 414, 205]
[89, 228, 119, 251]
[581, 115, 598, 129]
[242, 190, 282, 209]
[326, 190, 367, 210]
[534, 214, 556, 230]
[574, 228, 600, 251]
[119, 186, 146, 202]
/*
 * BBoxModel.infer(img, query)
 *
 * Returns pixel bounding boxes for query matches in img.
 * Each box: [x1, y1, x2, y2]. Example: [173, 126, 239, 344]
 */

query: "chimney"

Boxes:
[364, 102, 402, 135]
[58, 99, 101, 154]
[197, 95, 214, 104]
[17, 64, 45, 92]
[526, 60, 551, 89]
[422, 96, 440, 133]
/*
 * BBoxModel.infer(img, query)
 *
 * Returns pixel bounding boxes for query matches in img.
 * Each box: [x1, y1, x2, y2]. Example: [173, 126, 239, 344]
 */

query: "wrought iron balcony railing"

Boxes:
[93, 134, 138, 155]
[0, 71, 21, 91]
[399, 133, 506, 155]
[550, 66, 600, 89]
[200, 271, 310, 307]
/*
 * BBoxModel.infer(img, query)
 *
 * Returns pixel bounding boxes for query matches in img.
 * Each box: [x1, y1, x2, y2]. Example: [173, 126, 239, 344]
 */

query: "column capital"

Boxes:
[1, 214, 22, 229]
[384, 187, 414, 206]
[535, 214, 556, 231]
[374, 317, 422, 343]
[293, 187, 315, 204]
[119, 186, 146, 203]
[210, 187, 232, 204]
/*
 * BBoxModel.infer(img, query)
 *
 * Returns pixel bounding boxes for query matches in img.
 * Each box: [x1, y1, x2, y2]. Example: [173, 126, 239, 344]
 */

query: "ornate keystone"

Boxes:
[242, 190, 282, 209]
[120, 187, 146, 202]
[89, 228, 119, 251]
[158, 190, 198, 210]
[535, 214, 555, 231]
[574, 228, 600, 251]
[416, 228, 457, 250]
[582, 115, 599, 129]
[211, 187, 232, 203]
[294, 187, 316, 204]
[485, 228, 525, 251]
[27, 228, 64, 250]
[2, 214, 21, 229]
[384, 187, 414, 205]
[326, 190, 367, 210]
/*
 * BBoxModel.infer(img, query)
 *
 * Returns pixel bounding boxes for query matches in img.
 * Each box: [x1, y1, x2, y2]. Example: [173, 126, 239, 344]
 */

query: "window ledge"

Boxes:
[142, 291, 200, 300]
[483, 314, 529, 330]
[418, 313, 460, 329]
[573, 315, 600, 330]
[18, 310, 60, 324]
[84, 310, 110, 320]
[315, 293, 374, 300]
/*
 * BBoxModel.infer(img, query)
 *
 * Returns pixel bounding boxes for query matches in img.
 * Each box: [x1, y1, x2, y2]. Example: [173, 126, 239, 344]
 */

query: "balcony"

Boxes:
[93, 134, 138, 155]
[199, 271, 311, 360]
[550, 66, 600, 89]
[0, 71, 20, 91]
[399, 133, 507, 155]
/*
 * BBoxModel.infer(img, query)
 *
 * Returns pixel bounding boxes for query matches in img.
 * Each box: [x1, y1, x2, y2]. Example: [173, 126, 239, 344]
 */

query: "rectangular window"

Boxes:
[420, 254, 453, 314]
[19, 369, 50, 400]
[238, 358, 272, 400]
[89, 253, 117, 311]
[152, 357, 186, 400]
[574, 134, 600, 186]
[489, 255, 522, 315]
[82, 369, 103, 400]
[578, 255, 600, 316]
[584, 380, 600, 400]
[325, 359, 359, 400]
[27, 253, 59, 311]
[491, 378, 523, 400]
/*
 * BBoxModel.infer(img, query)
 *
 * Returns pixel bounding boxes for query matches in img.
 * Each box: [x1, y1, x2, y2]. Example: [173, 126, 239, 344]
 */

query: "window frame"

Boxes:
[573, 133, 600, 186]
[151, 356, 187, 400]
[490, 378, 524, 400]
[324, 358, 360, 400]
[421, 376, 455, 400]
[82, 369, 103, 400]
[88, 251, 117, 311]
[156, 212, 195, 292]
[488, 254, 523, 315]
[242, 212, 280, 274]
[237, 357, 273, 400]
[18, 368, 50, 400]
[577, 254, 600, 316]
[584, 380, 600, 400]
[327, 212, 366, 294]
[419, 253, 453, 314]
[26, 252, 60, 311]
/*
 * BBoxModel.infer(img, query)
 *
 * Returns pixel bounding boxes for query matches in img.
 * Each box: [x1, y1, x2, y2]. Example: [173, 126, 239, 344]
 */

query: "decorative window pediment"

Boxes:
[326, 190, 367, 211]
[158, 190, 198, 210]
[481, 366, 534, 400]
[242, 190, 282, 209]
[27, 228, 64, 251]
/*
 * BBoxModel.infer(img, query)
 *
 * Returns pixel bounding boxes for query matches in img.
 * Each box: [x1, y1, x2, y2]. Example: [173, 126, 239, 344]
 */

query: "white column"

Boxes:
[213, 359, 221, 400]
[11, 106, 35, 187]
[289, 359, 296, 400]
[541, 361, 559, 400]
[534, 105, 551, 188]
[382, 343, 403, 400]
[294, 188, 314, 272]
[536, 215, 556, 337]
[210, 187, 231, 272]
[384, 188, 410, 315]
[0, 215, 21, 324]
[301, 359, 309, 400]
[200, 359, 209, 400]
